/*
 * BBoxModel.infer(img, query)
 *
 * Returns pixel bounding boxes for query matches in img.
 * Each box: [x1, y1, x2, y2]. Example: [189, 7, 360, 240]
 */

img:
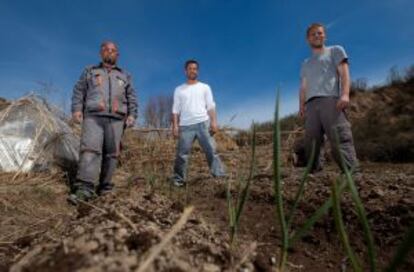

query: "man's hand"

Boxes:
[172, 126, 179, 139]
[72, 111, 83, 124]
[126, 116, 135, 127]
[299, 77, 307, 119]
[299, 104, 306, 119]
[337, 62, 351, 111]
[209, 122, 218, 136]
[336, 95, 350, 111]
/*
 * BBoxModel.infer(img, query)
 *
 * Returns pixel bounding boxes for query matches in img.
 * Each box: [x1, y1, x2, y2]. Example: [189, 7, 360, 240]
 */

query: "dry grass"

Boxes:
[0, 171, 73, 267]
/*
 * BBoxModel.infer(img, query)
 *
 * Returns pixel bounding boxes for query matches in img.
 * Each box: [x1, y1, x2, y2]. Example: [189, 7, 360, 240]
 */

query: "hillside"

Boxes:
[350, 79, 414, 161]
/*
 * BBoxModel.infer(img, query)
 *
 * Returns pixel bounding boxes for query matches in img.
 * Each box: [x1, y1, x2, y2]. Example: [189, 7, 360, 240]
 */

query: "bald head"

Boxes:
[100, 41, 118, 50]
[100, 41, 119, 66]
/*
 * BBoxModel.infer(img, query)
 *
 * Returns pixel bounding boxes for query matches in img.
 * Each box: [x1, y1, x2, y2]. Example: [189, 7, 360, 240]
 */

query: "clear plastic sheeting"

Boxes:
[0, 95, 79, 173]
[0, 136, 34, 172]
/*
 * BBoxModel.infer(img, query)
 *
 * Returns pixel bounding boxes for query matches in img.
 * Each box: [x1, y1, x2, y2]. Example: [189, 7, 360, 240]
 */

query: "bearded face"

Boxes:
[185, 63, 198, 80]
[100, 42, 119, 66]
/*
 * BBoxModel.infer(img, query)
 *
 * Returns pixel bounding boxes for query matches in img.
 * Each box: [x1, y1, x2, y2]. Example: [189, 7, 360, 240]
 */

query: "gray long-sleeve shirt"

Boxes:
[71, 63, 138, 119]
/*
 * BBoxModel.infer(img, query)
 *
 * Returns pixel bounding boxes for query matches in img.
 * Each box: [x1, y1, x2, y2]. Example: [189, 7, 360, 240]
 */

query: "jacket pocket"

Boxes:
[85, 94, 105, 112]
[112, 75, 128, 115]
[85, 71, 106, 112]
[90, 71, 104, 87]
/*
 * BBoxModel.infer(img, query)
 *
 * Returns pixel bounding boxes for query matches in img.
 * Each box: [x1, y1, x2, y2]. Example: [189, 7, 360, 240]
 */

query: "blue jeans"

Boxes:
[173, 121, 226, 183]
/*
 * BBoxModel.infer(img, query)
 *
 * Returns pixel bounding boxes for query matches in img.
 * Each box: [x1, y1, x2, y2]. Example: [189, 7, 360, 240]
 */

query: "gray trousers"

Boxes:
[173, 121, 226, 183]
[75, 116, 124, 192]
[304, 97, 359, 172]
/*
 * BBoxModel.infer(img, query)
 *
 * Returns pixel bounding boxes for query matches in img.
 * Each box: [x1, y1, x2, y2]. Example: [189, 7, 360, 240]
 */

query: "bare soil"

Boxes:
[0, 131, 413, 271]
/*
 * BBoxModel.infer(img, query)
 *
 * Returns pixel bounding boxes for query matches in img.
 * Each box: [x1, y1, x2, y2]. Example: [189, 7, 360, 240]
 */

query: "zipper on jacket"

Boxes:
[108, 72, 113, 113]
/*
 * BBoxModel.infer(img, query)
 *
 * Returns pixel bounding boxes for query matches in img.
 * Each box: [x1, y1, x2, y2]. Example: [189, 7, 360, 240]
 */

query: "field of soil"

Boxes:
[1, 130, 413, 271]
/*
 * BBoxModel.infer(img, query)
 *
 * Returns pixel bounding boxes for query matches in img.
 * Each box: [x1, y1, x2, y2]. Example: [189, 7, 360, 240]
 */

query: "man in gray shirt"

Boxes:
[69, 41, 138, 204]
[299, 23, 358, 173]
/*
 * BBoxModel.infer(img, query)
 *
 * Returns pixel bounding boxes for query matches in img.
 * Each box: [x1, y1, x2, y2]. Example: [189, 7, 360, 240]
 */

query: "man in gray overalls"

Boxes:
[299, 23, 359, 173]
[69, 41, 137, 204]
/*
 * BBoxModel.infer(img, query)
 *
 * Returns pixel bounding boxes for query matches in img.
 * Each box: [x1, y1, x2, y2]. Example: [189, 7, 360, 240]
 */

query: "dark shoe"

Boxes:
[96, 184, 114, 196]
[172, 179, 186, 188]
[169, 176, 186, 188]
[67, 189, 94, 206]
[98, 188, 114, 196]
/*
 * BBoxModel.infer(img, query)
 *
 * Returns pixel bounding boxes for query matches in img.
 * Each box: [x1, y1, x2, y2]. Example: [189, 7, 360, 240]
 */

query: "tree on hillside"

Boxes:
[405, 64, 414, 81]
[351, 78, 368, 92]
[387, 65, 402, 84]
[143, 95, 173, 128]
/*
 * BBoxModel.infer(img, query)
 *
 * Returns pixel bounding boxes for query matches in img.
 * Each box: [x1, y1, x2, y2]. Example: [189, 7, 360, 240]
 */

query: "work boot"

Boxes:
[96, 183, 114, 196]
[67, 188, 95, 206]
[170, 177, 186, 188]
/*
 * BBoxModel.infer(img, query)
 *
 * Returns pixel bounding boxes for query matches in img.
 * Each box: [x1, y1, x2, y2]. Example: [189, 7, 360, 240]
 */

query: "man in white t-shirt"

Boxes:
[171, 59, 226, 186]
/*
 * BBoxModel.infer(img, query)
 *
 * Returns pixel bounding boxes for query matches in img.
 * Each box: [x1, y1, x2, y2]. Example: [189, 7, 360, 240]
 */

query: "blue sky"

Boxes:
[0, 0, 413, 128]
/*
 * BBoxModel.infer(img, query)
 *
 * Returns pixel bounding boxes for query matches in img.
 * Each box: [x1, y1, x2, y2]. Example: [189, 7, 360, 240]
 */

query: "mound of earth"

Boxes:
[350, 79, 414, 161]
[8, 192, 237, 272]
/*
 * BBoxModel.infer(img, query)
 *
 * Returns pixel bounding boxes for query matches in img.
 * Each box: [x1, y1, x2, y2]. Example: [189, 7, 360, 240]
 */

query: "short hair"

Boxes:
[306, 23, 325, 37]
[100, 40, 118, 51]
[184, 59, 199, 69]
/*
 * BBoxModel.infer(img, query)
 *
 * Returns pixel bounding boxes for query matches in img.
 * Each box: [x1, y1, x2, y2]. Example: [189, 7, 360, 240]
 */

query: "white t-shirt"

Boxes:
[172, 81, 216, 126]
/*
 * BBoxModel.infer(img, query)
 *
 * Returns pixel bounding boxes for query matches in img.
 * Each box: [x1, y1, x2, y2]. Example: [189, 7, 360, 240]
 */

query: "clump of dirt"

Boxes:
[3, 176, 258, 272]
